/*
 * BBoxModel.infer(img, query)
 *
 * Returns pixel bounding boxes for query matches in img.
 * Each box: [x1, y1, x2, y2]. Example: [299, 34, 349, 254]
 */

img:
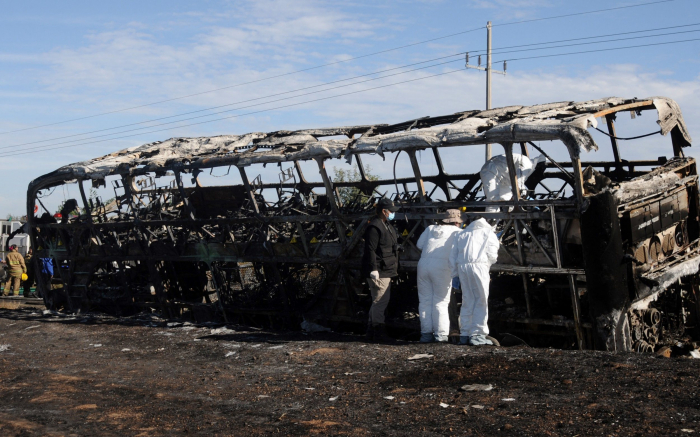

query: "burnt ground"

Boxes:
[0, 308, 698, 436]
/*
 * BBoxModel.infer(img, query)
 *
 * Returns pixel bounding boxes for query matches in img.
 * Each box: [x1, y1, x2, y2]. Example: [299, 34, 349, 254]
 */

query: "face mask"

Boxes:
[387, 212, 395, 221]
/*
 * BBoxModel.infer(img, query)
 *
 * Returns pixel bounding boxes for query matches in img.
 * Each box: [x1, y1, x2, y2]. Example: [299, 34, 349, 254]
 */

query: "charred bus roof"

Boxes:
[29, 96, 691, 190]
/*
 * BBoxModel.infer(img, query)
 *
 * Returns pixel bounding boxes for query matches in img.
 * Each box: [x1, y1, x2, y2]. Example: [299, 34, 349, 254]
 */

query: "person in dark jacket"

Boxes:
[23, 248, 36, 298]
[362, 197, 400, 342]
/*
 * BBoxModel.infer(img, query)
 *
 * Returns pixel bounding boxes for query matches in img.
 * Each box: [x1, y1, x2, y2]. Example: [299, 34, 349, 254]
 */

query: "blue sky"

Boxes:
[0, 0, 699, 214]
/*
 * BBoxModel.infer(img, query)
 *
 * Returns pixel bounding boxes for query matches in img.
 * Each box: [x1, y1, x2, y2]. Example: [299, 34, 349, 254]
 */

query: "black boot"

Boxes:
[373, 324, 394, 344]
[365, 324, 375, 342]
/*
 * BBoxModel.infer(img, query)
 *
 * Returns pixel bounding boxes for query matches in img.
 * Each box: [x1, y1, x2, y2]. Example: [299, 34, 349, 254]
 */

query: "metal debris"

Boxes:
[210, 327, 235, 335]
[25, 96, 700, 352]
[460, 384, 494, 392]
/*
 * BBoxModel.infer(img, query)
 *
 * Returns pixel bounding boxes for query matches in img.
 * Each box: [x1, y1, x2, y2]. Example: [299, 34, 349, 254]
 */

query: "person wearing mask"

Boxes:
[480, 153, 545, 212]
[362, 197, 400, 342]
[449, 216, 500, 345]
[415, 209, 463, 343]
[3, 245, 27, 296]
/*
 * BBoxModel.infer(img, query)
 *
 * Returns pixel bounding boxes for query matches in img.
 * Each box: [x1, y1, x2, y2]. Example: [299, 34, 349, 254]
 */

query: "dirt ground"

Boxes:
[0, 307, 698, 436]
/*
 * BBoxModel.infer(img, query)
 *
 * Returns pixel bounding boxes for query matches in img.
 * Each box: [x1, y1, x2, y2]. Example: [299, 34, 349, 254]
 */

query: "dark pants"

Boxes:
[23, 268, 35, 296]
[38, 273, 52, 298]
[367, 278, 392, 325]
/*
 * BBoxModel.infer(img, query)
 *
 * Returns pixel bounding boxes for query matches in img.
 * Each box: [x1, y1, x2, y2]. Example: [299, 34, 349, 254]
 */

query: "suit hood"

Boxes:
[466, 218, 493, 232]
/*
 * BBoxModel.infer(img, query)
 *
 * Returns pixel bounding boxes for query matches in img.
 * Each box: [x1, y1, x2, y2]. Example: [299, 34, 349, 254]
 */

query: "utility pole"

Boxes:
[466, 21, 506, 161]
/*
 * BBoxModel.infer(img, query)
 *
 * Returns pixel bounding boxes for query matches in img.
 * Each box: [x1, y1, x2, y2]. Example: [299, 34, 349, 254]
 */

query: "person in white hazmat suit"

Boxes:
[449, 216, 500, 345]
[480, 153, 545, 212]
[415, 209, 463, 343]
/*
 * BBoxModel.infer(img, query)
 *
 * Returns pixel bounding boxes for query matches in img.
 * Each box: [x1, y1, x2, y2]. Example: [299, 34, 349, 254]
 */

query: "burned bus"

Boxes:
[27, 96, 699, 352]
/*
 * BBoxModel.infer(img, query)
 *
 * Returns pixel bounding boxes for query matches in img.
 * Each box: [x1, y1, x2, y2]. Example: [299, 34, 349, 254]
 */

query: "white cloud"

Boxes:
[36, 0, 381, 102]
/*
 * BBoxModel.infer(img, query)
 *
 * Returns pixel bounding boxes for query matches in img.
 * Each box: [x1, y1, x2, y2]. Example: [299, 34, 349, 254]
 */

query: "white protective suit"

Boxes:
[416, 224, 461, 341]
[480, 153, 544, 212]
[449, 218, 500, 340]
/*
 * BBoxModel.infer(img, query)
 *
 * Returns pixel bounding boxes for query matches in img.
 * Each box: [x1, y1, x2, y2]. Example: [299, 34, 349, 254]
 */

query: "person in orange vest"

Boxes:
[3, 245, 27, 296]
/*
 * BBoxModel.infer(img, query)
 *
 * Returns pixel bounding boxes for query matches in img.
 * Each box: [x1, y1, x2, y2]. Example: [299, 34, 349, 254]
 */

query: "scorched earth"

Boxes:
[0, 308, 698, 436]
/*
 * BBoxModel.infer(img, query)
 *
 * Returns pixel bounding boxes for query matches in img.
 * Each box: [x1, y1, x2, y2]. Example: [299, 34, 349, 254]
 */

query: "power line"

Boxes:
[9, 22, 698, 151]
[6, 53, 467, 149]
[3, 36, 699, 159]
[493, 36, 700, 63]
[0, 37, 481, 136]
[483, 28, 700, 58]
[473, 22, 700, 56]
[0, 69, 467, 158]
[5, 58, 465, 154]
[493, 0, 675, 28]
[0, 0, 676, 136]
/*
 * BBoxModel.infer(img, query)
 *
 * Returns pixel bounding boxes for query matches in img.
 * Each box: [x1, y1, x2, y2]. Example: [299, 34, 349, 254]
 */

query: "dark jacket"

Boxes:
[362, 217, 399, 279]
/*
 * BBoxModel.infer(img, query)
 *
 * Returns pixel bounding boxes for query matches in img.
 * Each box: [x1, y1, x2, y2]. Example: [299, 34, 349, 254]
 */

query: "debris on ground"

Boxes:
[1, 308, 700, 436]
[656, 346, 672, 358]
[301, 319, 331, 333]
[407, 353, 433, 360]
[210, 327, 235, 335]
[460, 384, 494, 392]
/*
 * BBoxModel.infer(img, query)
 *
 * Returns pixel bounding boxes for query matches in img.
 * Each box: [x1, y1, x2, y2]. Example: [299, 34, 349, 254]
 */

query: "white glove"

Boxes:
[369, 270, 380, 280]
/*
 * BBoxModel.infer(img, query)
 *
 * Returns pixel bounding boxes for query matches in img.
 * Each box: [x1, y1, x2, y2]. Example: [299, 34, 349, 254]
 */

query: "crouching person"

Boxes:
[415, 209, 463, 343]
[362, 197, 400, 342]
[449, 216, 499, 345]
